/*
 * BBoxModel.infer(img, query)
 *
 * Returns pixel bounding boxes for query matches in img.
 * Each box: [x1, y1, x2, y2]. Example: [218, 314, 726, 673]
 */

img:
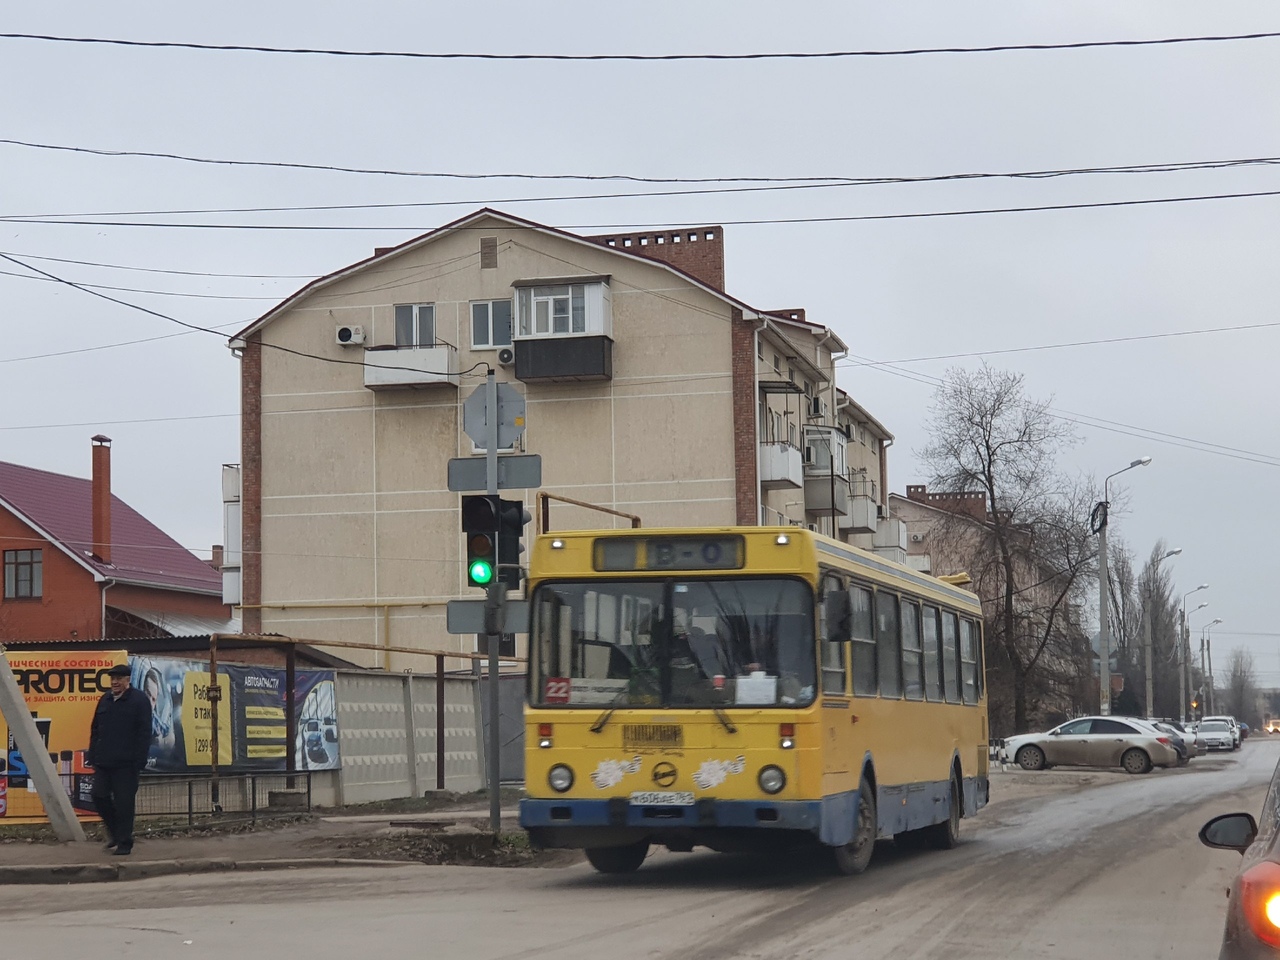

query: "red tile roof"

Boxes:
[0, 460, 221, 595]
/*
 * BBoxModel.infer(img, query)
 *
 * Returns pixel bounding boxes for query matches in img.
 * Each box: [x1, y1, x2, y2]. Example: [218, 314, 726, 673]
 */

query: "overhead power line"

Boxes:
[838, 319, 1280, 368]
[0, 267, 278, 300]
[0, 250, 317, 279]
[6, 136, 1280, 187]
[0, 253, 487, 381]
[3, 30, 1279, 60]
[7, 187, 1280, 233]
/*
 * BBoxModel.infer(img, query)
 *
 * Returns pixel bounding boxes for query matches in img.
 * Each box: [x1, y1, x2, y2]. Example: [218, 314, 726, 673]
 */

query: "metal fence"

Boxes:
[136, 773, 312, 826]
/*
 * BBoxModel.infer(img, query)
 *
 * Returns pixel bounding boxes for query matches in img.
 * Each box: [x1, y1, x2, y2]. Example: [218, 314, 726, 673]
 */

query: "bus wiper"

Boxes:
[713, 706, 738, 734]
[590, 691, 629, 734]
[590, 707, 617, 734]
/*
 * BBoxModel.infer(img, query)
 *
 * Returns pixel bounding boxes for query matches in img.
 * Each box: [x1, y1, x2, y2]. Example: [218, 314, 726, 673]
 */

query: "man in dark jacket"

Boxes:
[88, 663, 152, 855]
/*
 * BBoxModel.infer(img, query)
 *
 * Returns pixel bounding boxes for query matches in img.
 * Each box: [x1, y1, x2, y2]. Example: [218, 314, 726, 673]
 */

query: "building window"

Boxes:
[3, 549, 42, 599]
[394, 304, 435, 347]
[515, 282, 611, 338]
[772, 353, 781, 374]
[471, 300, 513, 349]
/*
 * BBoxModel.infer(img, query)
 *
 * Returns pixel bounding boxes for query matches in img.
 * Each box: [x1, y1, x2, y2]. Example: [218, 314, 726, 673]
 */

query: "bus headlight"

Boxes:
[548, 764, 575, 793]
[758, 766, 786, 795]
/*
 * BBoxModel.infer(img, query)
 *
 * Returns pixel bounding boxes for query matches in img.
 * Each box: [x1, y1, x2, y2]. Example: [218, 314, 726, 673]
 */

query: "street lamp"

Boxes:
[1179, 585, 1209, 722]
[1144, 547, 1181, 716]
[1095, 456, 1152, 715]
[1204, 618, 1224, 714]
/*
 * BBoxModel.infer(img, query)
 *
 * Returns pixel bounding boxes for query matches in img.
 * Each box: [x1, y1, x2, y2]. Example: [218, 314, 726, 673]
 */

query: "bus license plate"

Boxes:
[630, 791, 695, 806]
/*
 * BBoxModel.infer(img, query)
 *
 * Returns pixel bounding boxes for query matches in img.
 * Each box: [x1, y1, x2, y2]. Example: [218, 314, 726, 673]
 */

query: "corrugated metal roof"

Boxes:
[0, 460, 222, 595]
[111, 606, 242, 636]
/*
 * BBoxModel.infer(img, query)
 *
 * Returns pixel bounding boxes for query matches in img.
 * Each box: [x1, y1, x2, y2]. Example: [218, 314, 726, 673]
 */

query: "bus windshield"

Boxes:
[530, 578, 816, 709]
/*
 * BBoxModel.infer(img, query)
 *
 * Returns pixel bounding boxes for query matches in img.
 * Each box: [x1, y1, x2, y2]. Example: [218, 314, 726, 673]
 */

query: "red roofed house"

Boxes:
[0, 436, 234, 643]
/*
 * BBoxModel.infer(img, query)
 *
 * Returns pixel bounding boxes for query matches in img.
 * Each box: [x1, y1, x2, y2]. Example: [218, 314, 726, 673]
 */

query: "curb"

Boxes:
[0, 857, 419, 885]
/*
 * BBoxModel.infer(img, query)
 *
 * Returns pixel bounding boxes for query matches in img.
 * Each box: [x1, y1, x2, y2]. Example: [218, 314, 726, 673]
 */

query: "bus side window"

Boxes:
[942, 611, 961, 703]
[960, 619, 979, 705]
[850, 585, 876, 696]
[876, 591, 902, 699]
[820, 575, 849, 695]
[901, 602, 923, 701]
[975, 620, 985, 699]
[922, 606, 942, 701]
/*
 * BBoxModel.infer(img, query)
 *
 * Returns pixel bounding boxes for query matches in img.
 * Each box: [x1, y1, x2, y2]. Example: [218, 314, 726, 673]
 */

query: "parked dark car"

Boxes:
[1199, 757, 1280, 957]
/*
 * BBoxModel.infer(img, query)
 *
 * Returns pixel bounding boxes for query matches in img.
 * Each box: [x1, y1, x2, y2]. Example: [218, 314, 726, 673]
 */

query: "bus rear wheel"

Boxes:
[585, 840, 649, 874]
[830, 787, 877, 875]
[925, 776, 962, 850]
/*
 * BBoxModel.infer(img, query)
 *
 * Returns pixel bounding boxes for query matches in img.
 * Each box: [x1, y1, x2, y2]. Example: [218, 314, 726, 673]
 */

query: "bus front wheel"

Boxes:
[585, 840, 649, 874]
[830, 787, 877, 875]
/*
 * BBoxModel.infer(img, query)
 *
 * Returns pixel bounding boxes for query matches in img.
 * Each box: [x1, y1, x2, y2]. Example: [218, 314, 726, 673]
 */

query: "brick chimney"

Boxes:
[585, 226, 725, 290]
[91, 435, 112, 564]
[210, 544, 224, 571]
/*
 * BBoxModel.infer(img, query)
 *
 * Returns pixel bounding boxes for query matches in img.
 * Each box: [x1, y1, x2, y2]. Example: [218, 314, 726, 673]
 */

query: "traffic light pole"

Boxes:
[484, 370, 502, 837]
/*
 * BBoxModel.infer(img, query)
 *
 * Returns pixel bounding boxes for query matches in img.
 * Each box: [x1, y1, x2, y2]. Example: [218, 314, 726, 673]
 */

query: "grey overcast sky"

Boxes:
[2, 3, 1278, 680]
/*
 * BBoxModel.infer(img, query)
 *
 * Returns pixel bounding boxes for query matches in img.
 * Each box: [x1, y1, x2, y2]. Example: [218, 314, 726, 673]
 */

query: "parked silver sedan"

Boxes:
[1000, 716, 1181, 774]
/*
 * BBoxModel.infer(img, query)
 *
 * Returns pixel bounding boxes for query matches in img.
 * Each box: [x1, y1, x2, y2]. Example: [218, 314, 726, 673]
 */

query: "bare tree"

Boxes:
[1223, 648, 1261, 727]
[920, 365, 1097, 733]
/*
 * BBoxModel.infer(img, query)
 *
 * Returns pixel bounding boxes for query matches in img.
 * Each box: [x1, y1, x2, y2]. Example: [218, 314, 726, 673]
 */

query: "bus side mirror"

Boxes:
[823, 591, 852, 643]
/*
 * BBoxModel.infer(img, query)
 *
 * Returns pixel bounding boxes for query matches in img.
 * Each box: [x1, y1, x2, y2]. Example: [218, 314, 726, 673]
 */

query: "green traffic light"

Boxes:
[469, 559, 495, 585]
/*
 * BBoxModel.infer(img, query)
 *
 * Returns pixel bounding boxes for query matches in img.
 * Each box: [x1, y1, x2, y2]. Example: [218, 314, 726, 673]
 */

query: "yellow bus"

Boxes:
[519, 526, 988, 874]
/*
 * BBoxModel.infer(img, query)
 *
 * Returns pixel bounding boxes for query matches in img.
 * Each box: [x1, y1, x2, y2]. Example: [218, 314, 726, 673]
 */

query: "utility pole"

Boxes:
[1098, 518, 1111, 715]
[1177, 607, 1186, 724]
[1095, 458, 1151, 716]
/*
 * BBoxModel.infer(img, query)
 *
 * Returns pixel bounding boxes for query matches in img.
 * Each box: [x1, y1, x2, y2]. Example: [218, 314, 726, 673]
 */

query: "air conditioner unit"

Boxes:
[911, 533, 924, 543]
[496, 347, 515, 366]
[336, 324, 365, 346]
[809, 396, 826, 418]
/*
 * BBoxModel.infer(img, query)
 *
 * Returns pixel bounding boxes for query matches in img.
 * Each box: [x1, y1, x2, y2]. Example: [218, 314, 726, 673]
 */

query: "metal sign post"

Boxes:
[456, 372, 536, 837]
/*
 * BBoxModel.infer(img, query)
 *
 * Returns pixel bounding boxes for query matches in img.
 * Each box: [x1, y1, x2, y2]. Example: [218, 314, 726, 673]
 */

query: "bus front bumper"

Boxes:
[520, 796, 827, 850]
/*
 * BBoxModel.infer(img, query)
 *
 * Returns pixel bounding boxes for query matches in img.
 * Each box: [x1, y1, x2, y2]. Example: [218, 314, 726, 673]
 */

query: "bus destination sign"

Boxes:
[594, 535, 744, 572]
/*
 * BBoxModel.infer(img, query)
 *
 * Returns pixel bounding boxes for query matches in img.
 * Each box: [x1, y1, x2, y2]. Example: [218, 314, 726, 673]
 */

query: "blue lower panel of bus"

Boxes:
[522, 776, 988, 849]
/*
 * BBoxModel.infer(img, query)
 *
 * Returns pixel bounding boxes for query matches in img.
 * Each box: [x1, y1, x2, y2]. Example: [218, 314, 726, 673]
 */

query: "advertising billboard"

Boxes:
[1, 652, 340, 822]
[0, 651, 127, 820]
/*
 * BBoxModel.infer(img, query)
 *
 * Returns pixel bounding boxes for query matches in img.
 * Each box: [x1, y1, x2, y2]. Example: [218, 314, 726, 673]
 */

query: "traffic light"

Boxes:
[461, 495, 500, 588]
[496, 498, 532, 591]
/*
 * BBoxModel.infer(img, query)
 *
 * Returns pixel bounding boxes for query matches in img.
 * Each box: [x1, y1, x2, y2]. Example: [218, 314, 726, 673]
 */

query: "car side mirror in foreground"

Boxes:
[1200, 813, 1258, 854]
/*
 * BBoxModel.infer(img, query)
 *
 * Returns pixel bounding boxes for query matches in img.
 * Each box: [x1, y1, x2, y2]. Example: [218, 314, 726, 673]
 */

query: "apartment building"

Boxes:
[228, 208, 900, 667]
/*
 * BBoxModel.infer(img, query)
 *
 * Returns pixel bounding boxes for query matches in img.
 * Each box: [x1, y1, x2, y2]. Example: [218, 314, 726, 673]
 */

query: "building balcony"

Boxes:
[905, 554, 932, 575]
[804, 473, 850, 517]
[839, 494, 878, 534]
[759, 441, 804, 490]
[514, 335, 613, 383]
[363, 343, 459, 390]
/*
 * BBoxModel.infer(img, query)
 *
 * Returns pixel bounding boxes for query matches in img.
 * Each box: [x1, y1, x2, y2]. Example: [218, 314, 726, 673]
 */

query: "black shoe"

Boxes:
[112, 846, 132, 856]
[103, 839, 118, 851]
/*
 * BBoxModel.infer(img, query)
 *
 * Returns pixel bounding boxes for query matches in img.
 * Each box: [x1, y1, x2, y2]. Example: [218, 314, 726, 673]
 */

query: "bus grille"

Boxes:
[622, 724, 684, 750]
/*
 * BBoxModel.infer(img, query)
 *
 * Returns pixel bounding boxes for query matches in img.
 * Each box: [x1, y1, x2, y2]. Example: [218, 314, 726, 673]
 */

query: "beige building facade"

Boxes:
[227, 209, 901, 667]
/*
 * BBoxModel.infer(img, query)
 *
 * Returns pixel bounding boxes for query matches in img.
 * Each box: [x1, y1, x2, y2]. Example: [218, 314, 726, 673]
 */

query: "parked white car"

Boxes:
[1197, 720, 1236, 751]
[1000, 716, 1181, 774]
[1200, 715, 1241, 749]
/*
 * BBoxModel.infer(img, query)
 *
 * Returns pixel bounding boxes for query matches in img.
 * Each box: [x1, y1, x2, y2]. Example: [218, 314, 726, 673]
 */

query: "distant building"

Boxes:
[226, 208, 901, 666]
[0, 436, 235, 642]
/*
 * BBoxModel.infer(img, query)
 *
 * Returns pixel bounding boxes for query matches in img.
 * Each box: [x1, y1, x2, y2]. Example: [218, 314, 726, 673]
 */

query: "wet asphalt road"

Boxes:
[3, 740, 1277, 960]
